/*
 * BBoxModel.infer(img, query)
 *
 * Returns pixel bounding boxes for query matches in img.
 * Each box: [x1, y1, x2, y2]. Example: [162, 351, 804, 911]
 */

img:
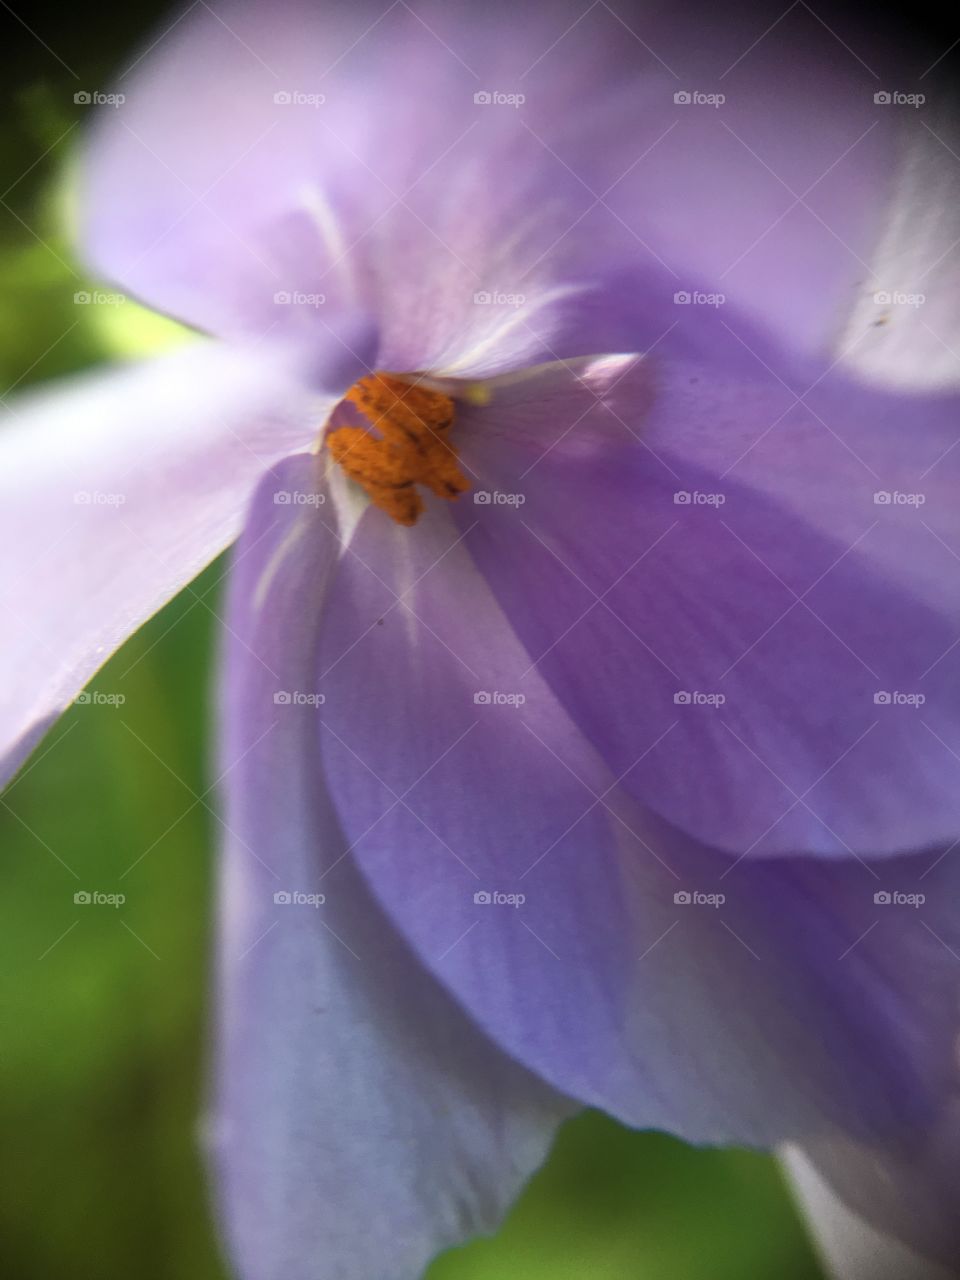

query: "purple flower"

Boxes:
[2, 1, 960, 1277]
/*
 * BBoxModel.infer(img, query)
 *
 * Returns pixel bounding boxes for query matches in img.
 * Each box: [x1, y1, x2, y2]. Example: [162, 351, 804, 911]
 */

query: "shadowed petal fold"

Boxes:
[211, 453, 570, 1280]
[315, 493, 960, 1158]
[451, 356, 960, 858]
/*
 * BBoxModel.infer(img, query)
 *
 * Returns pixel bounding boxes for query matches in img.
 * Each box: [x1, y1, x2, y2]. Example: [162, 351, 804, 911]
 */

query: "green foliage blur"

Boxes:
[0, 6, 826, 1278]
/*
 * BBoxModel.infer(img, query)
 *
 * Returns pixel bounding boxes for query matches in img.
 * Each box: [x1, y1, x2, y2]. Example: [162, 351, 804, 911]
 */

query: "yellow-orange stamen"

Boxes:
[326, 373, 470, 526]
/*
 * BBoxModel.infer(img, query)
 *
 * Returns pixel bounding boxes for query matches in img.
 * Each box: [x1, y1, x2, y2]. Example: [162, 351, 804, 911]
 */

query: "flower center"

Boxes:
[326, 372, 470, 526]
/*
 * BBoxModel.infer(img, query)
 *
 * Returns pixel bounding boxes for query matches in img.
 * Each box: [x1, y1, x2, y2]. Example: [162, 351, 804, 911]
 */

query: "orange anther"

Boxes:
[327, 373, 470, 526]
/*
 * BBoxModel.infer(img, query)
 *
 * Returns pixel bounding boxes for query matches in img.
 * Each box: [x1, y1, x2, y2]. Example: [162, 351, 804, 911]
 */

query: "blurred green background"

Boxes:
[0, 4, 830, 1278]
